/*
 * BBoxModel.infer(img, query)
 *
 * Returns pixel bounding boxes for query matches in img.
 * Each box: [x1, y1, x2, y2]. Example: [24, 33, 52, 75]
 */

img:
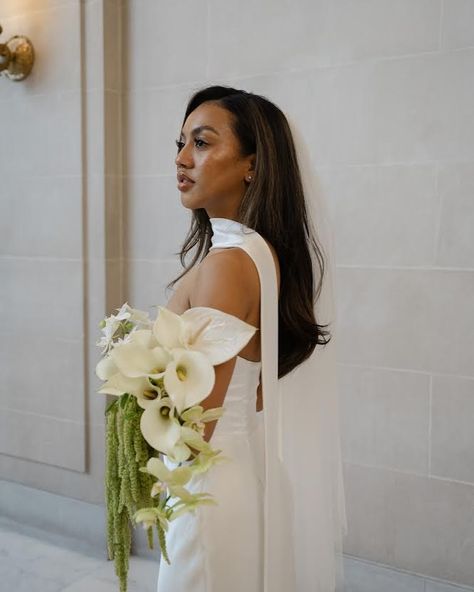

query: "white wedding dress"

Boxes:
[156, 217, 267, 592]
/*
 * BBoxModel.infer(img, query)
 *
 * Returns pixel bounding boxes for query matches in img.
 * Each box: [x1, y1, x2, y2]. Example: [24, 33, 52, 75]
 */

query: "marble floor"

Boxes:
[2, 515, 473, 592]
[0, 516, 159, 592]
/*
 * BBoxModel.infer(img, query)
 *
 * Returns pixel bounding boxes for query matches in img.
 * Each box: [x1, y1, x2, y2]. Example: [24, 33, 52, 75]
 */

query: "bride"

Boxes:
[156, 85, 347, 592]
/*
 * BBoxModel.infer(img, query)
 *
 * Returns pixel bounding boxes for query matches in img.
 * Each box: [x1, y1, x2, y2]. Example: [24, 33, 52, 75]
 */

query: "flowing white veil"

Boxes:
[276, 114, 348, 591]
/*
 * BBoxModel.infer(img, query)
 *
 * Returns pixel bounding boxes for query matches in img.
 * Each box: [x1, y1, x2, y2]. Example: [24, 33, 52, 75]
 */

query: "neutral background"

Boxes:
[1, 1, 473, 590]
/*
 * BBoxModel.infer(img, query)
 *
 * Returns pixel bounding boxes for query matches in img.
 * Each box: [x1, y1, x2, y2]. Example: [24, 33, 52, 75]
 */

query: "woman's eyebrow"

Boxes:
[179, 125, 220, 139]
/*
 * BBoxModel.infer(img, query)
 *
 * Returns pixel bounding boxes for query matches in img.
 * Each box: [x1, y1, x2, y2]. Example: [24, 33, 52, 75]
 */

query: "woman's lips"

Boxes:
[177, 177, 194, 191]
[177, 173, 195, 191]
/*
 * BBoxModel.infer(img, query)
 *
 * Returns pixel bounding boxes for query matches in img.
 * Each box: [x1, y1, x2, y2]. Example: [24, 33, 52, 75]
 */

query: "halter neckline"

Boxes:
[209, 217, 255, 250]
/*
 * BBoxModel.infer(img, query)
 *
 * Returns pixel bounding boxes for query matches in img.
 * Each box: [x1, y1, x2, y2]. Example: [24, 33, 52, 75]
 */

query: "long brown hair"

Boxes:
[167, 85, 331, 379]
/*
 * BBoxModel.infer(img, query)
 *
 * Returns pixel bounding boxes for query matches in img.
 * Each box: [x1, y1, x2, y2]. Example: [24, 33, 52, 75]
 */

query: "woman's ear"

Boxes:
[248, 154, 256, 173]
[245, 154, 256, 182]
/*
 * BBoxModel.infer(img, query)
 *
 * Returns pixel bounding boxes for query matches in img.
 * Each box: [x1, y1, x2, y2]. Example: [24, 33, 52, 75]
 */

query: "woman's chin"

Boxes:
[180, 192, 203, 210]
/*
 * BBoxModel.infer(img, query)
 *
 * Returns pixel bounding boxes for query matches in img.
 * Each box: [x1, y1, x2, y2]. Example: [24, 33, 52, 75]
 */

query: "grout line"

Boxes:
[205, 0, 211, 80]
[432, 162, 443, 265]
[0, 256, 82, 262]
[337, 361, 474, 381]
[1, 44, 474, 105]
[0, 406, 86, 424]
[428, 374, 433, 476]
[335, 263, 474, 271]
[344, 553, 474, 590]
[438, 0, 445, 51]
[344, 460, 474, 488]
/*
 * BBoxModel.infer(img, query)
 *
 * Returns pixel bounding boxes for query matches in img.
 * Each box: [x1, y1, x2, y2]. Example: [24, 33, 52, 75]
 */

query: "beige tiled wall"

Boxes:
[122, 0, 474, 587]
[1, 0, 473, 587]
[0, 0, 122, 504]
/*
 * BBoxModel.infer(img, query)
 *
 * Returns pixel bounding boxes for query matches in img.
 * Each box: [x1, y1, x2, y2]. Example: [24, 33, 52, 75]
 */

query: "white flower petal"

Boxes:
[95, 355, 118, 380]
[163, 350, 215, 414]
[111, 342, 160, 378]
[181, 405, 204, 422]
[153, 306, 185, 349]
[140, 400, 181, 454]
[97, 372, 149, 398]
[181, 306, 258, 365]
[127, 329, 155, 348]
[146, 456, 172, 482]
[167, 440, 192, 464]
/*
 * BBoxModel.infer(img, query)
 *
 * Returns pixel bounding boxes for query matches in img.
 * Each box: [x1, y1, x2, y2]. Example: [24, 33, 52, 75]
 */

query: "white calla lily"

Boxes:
[153, 305, 257, 365]
[95, 354, 118, 380]
[153, 306, 185, 349]
[97, 372, 151, 398]
[110, 342, 171, 380]
[181, 306, 258, 365]
[163, 348, 215, 414]
[140, 397, 182, 455]
[126, 328, 158, 348]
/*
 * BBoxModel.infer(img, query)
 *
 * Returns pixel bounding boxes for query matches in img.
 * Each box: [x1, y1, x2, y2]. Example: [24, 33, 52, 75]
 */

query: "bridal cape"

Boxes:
[210, 217, 347, 591]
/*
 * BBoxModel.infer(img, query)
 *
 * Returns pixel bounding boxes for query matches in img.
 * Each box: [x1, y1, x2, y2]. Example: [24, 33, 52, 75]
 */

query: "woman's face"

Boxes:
[175, 102, 254, 217]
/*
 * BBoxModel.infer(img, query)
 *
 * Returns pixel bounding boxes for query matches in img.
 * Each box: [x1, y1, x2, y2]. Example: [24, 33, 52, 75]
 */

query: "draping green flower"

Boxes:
[163, 348, 215, 414]
[140, 397, 182, 455]
[153, 306, 258, 365]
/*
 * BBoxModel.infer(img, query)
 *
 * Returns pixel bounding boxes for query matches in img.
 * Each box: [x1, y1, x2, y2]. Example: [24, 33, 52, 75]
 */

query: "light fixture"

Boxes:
[0, 23, 35, 82]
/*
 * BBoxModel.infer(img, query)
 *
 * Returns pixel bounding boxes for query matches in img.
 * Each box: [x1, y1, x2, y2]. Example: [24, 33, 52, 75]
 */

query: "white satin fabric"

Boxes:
[157, 355, 265, 592]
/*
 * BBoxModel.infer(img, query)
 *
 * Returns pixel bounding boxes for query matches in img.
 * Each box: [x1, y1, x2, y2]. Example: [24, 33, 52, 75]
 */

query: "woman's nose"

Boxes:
[175, 142, 193, 167]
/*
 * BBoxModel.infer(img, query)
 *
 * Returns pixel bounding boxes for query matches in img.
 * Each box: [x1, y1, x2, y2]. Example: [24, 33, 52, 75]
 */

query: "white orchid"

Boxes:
[96, 303, 152, 354]
[181, 404, 225, 434]
[116, 302, 152, 327]
[188, 448, 231, 475]
[144, 457, 193, 499]
[133, 506, 169, 531]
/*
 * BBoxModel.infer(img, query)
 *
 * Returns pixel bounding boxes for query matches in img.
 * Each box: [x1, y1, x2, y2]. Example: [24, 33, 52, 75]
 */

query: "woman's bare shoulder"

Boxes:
[191, 248, 258, 318]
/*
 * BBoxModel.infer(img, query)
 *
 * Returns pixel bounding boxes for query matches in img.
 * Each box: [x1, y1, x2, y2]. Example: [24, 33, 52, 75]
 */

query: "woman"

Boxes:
[157, 85, 347, 592]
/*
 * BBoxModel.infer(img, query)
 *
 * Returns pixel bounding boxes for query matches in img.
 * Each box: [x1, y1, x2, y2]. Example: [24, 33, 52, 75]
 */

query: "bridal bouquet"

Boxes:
[96, 302, 257, 592]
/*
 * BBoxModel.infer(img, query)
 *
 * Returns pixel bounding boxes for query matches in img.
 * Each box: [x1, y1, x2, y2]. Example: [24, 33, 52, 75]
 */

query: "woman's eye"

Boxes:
[175, 138, 207, 151]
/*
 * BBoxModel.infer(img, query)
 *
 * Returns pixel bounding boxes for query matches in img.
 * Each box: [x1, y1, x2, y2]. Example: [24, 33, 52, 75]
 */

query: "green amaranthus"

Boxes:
[105, 393, 165, 592]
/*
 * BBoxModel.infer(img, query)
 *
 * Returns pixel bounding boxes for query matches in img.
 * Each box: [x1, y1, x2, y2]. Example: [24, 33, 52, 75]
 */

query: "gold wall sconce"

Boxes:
[0, 23, 35, 81]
